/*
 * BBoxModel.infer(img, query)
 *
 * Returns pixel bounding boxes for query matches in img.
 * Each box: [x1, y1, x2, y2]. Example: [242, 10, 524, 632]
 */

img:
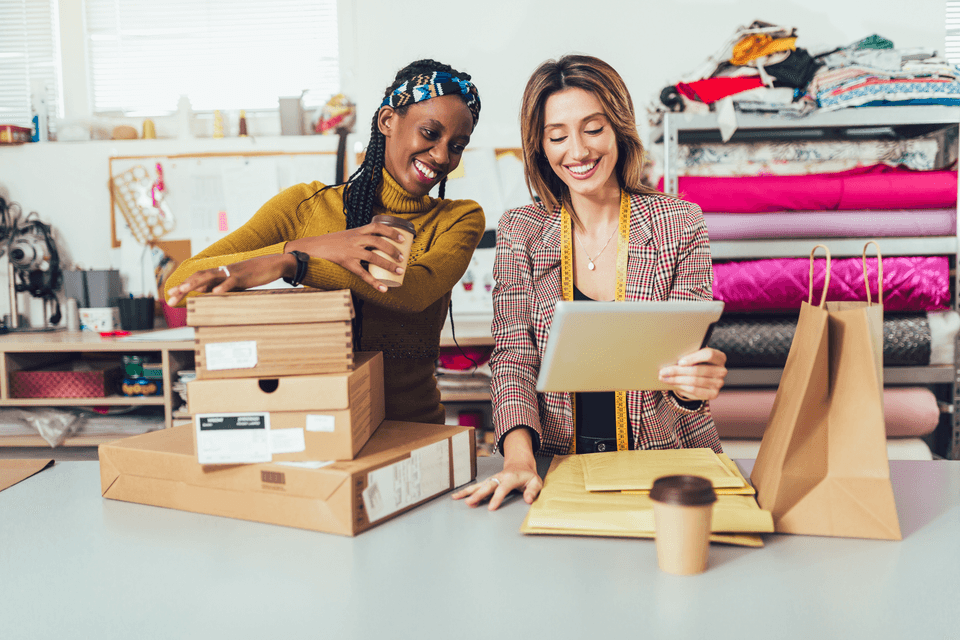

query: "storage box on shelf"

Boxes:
[660, 105, 960, 460]
[0, 331, 195, 447]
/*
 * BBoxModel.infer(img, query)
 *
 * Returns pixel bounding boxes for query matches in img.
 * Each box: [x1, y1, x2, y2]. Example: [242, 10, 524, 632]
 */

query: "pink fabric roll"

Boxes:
[712, 256, 950, 312]
[658, 164, 958, 213]
[703, 209, 957, 240]
[710, 387, 940, 439]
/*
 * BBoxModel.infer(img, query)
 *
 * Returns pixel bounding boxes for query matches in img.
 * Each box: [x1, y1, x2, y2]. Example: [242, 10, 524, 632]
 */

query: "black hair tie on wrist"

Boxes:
[283, 250, 310, 287]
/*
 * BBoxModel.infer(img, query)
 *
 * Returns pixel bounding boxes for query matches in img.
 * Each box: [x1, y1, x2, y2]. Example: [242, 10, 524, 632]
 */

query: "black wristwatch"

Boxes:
[283, 250, 310, 287]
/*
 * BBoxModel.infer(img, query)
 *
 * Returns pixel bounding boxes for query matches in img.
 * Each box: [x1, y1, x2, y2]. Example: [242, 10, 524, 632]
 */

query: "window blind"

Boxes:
[0, 0, 61, 130]
[948, 1, 960, 63]
[84, 0, 339, 115]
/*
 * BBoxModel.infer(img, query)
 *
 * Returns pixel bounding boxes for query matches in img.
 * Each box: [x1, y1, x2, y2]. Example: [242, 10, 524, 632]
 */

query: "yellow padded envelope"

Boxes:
[520, 455, 773, 547]
[621, 454, 756, 496]
[580, 448, 745, 491]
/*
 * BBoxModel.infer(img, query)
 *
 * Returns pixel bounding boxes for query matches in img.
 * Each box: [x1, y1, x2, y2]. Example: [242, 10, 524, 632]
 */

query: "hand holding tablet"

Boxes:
[535, 300, 725, 393]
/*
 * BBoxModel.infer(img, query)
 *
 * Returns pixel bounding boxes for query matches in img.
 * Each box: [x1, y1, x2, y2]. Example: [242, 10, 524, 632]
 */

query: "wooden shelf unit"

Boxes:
[0, 331, 194, 447]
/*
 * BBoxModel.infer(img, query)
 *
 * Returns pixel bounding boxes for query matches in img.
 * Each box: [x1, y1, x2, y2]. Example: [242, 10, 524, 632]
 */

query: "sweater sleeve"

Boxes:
[299, 198, 485, 314]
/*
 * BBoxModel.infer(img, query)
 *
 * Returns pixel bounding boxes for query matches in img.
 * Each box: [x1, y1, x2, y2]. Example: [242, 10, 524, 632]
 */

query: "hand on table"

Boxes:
[658, 347, 728, 401]
[452, 459, 543, 511]
[286, 221, 409, 293]
[166, 254, 292, 306]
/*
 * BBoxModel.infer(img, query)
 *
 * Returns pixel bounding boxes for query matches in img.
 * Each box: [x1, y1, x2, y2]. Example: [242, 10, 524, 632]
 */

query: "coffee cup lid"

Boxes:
[372, 214, 415, 235]
[650, 475, 717, 506]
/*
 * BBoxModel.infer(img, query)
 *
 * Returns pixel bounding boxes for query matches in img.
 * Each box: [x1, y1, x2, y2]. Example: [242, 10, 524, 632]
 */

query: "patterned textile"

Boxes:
[675, 130, 955, 175]
[818, 77, 960, 112]
[490, 193, 722, 456]
[381, 72, 481, 125]
[712, 255, 951, 312]
[709, 313, 932, 367]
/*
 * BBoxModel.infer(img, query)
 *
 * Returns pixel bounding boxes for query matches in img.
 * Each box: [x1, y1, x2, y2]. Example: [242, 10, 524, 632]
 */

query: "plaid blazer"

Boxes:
[490, 192, 723, 456]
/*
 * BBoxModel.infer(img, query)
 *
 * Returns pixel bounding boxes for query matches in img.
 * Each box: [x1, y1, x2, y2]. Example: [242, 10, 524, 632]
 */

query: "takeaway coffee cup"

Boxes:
[368, 214, 415, 287]
[650, 475, 717, 575]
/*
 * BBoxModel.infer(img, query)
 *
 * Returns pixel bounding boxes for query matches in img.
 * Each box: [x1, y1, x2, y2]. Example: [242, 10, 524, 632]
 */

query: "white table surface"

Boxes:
[1, 457, 958, 640]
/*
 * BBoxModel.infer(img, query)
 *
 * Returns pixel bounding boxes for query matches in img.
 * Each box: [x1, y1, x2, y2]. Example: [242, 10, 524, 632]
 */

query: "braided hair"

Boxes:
[342, 59, 476, 228]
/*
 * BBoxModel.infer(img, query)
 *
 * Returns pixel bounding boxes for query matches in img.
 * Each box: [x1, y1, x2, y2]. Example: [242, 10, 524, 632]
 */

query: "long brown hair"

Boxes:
[520, 54, 661, 211]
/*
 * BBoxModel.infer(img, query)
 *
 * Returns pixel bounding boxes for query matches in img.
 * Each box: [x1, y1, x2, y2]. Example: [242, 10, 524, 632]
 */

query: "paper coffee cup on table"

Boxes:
[650, 475, 717, 576]
[368, 214, 415, 287]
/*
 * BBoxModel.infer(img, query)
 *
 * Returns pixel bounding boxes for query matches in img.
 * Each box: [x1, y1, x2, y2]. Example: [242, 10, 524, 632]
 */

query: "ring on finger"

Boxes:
[489, 477, 501, 488]
[219, 265, 230, 277]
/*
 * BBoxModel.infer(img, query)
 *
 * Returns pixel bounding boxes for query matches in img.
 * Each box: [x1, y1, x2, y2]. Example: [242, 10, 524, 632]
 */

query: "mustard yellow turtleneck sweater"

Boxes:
[167, 170, 485, 424]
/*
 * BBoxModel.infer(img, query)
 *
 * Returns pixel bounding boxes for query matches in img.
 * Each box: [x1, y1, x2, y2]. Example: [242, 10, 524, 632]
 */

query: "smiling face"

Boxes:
[541, 87, 620, 205]
[378, 94, 474, 198]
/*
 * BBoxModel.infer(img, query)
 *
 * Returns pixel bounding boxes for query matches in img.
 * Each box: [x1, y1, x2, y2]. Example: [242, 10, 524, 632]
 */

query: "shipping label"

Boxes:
[195, 412, 271, 464]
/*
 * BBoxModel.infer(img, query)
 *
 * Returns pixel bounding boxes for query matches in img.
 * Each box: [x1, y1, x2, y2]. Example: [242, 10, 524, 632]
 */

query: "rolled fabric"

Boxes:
[703, 209, 957, 240]
[709, 313, 933, 367]
[658, 164, 958, 213]
[710, 387, 941, 439]
[712, 256, 951, 312]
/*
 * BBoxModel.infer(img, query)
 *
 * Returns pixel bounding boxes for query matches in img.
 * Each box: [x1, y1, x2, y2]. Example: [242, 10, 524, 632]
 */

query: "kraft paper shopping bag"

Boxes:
[751, 243, 901, 540]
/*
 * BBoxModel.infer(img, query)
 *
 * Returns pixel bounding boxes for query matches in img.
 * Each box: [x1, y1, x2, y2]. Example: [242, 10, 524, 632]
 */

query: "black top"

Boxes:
[573, 285, 632, 446]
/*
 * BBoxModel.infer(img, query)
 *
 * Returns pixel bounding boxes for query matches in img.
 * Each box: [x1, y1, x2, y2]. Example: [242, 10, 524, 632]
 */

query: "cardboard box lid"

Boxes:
[187, 351, 379, 414]
[188, 288, 354, 327]
[99, 418, 474, 503]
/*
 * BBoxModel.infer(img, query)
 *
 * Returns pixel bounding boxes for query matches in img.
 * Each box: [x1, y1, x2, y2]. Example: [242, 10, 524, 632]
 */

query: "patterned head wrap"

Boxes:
[380, 72, 481, 126]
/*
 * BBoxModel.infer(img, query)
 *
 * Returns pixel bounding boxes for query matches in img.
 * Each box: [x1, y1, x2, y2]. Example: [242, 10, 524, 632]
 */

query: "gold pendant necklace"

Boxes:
[573, 221, 619, 271]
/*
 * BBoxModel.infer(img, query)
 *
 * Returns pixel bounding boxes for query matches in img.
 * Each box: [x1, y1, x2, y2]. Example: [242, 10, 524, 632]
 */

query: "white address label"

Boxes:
[305, 414, 337, 432]
[204, 341, 258, 370]
[195, 412, 271, 464]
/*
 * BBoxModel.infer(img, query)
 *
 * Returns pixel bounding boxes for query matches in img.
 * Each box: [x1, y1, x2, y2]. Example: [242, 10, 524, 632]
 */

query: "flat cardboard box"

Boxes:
[187, 352, 384, 461]
[99, 421, 477, 536]
[194, 320, 353, 379]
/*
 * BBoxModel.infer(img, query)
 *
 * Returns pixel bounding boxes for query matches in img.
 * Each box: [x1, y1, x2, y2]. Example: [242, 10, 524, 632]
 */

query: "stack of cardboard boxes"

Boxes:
[99, 288, 476, 536]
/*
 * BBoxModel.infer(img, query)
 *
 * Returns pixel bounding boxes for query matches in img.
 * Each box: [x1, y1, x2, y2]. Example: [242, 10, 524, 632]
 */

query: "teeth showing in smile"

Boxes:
[567, 159, 598, 175]
[415, 159, 437, 179]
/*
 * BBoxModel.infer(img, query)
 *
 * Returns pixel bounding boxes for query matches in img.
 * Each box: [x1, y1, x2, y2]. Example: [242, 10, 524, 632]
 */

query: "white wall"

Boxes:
[0, 0, 947, 325]
[342, 0, 947, 146]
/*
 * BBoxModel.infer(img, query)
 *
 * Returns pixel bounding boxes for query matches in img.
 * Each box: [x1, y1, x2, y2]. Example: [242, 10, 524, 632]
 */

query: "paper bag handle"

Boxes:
[862, 240, 884, 306]
[808, 244, 831, 308]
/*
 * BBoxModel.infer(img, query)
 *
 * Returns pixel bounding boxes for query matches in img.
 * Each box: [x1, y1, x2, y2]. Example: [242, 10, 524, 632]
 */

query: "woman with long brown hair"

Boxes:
[455, 54, 727, 510]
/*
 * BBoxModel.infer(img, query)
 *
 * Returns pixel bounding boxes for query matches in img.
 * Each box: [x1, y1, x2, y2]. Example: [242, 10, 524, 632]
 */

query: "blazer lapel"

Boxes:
[626, 193, 659, 301]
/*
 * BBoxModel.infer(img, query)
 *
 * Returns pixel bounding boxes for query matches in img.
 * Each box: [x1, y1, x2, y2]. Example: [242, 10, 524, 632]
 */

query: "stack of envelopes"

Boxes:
[521, 448, 774, 547]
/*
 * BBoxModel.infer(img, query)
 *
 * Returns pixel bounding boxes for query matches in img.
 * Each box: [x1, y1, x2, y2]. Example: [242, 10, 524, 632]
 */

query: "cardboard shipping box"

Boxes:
[187, 352, 384, 462]
[99, 421, 477, 536]
[189, 288, 355, 379]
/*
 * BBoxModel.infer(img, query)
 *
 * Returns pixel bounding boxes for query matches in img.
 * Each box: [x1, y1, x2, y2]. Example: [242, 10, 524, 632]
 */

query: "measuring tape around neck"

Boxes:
[560, 190, 631, 453]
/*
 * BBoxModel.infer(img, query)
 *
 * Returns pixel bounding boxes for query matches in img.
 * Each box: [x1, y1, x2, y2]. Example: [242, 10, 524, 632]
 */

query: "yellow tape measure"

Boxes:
[560, 190, 631, 454]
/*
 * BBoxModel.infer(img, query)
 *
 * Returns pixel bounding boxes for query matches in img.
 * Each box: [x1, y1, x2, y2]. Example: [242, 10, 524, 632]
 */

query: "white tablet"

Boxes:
[535, 300, 725, 392]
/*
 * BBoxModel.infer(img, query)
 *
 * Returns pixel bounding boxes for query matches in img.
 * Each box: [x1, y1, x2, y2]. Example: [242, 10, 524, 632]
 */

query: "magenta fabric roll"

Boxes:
[710, 387, 940, 439]
[660, 165, 958, 213]
[712, 255, 951, 312]
[703, 209, 957, 240]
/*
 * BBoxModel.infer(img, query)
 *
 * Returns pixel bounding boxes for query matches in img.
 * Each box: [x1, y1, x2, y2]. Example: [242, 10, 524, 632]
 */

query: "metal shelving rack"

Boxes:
[661, 106, 960, 459]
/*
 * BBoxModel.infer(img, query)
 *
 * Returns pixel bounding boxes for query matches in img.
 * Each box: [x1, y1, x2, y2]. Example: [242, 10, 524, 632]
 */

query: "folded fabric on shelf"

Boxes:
[675, 129, 956, 175]
[710, 387, 940, 439]
[712, 255, 951, 312]
[661, 164, 958, 212]
[704, 209, 957, 240]
[708, 312, 946, 367]
[676, 76, 765, 104]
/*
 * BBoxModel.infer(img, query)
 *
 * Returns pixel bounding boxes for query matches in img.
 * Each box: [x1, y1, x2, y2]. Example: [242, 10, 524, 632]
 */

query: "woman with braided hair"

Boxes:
[166, 59, 484, 424]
